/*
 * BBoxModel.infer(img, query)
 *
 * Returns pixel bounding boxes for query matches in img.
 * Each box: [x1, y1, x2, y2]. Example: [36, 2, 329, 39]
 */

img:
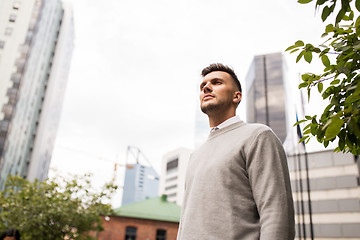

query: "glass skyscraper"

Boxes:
[245, 52, 288, 142]
[121, 164, 159, 206]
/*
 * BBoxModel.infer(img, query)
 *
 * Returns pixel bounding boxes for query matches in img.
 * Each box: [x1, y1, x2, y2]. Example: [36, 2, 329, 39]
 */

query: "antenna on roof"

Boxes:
[126, 146, 157, 174]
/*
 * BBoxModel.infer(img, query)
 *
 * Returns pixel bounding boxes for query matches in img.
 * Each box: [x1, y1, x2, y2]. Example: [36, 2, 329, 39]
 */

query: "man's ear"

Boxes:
[233, 91, 242, 104]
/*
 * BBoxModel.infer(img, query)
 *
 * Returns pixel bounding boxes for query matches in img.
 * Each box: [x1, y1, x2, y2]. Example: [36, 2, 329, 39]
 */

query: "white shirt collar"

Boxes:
[210, 116, 241, 132]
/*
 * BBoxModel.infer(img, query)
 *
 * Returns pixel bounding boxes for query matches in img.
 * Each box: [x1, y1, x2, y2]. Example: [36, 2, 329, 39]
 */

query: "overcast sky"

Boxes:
[49, 0, 328, 207]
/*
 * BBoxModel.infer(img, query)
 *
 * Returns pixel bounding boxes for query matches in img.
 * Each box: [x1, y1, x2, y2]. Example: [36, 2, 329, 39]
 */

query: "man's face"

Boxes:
[4, 237, 16, 240]
[199, 71, 241, 115]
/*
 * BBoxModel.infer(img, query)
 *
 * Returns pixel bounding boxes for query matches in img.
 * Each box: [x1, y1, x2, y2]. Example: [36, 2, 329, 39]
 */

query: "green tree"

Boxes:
[0, 174, 117, 240]
[286, 0, 360, 155]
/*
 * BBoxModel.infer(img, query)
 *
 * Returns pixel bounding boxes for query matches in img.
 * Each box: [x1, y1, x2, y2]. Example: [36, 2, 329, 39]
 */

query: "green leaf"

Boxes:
[304, 129, 312, 135]
[318, 82, 324, 93]
[324, 116, 344, 140]
[325, 24, 335, 33]
[304, 51, 313, 63]
[322, 6, 332, 22]
[305, 43, 314, 49]
[336, 8, 346, 24]
[356, 16, 360, 29]
[322, 89, 332, 99]
[299, 135, 309, 143]
[298, 0, 313, 3]
[304, 123, 312, 131]
[345, 93, 360, 103]
[312, 117, 318, 124]
[295, 40, 305, 47]
[339, 46, 351, 51]
[338, 130, 346, 150]
[290, 48, 300, 53]
[285, 45, 296, 52]
[294, 119, 307, 126]
[305, 115, 313, 120]
[354, 43, 360, 50]
[311, 124, 318, 135]
[316, 0, 327, 5]
[321, 55, 331, 67]
[296, 50, 305, 63]
[302, 73, 311, 81]
[299, 82, 308, 88]
[349, 11, 354, 21]
[330, 79, 340, 85]
[348, 117, 360, 136]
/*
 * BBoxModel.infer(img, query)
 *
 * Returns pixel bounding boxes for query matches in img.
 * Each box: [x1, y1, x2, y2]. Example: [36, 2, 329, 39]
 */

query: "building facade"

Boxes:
[122, 164, 159, 206]
[26, 1, 74, 181]
[194, 106, 209, 147]
[245, 52, 288, 142]
[289, 150, 360, 239]
[96, 196, 180, 240]
[0, 0, 73, 189]
[159, 147, 191, 206]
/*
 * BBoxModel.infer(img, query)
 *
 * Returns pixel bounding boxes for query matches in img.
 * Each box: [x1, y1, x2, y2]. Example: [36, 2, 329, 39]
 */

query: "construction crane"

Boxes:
[112, 146, 157, 182]
[112, 161, 133, 182]
[126, 145, 157, 172]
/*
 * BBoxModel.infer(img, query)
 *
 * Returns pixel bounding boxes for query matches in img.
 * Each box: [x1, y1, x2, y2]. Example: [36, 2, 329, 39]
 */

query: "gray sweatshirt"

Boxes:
[177, 121, 295, 240]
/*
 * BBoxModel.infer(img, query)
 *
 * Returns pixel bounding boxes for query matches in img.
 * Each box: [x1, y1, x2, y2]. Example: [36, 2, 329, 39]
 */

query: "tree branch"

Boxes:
[311, 75, 336, 86]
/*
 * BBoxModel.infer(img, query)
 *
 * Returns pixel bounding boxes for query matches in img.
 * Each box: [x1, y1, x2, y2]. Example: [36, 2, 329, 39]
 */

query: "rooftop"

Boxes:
[113, 195, 181, 223]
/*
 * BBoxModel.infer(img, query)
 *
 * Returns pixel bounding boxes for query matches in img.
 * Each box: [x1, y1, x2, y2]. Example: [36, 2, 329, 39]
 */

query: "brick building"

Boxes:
[96, 195, 181, 240]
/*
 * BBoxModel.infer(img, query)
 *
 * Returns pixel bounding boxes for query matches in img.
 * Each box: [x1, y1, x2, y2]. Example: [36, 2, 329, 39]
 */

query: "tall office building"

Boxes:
[26, 2, 74, 181]
[245, 52, 288, 142]
[245, 52, 360, 239]
[194, 107, 208, 147]
[288, 150, 360, 239]
[159, 147, 192, 206]
[121, 164, 159, 206]
[0, 0, 73, 189]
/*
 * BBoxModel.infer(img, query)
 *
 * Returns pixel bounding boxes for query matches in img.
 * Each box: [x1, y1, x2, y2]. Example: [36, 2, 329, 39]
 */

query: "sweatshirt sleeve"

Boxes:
[246, 128, 295, 240]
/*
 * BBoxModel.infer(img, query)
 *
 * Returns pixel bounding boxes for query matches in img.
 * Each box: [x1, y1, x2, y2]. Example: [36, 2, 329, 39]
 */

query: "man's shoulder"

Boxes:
[234, 121, 273, 134]
[231, 122, 281, 143]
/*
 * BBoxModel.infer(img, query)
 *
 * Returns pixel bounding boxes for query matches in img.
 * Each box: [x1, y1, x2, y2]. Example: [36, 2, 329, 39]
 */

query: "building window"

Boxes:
[156, 229, 167, 240]
[165, 184, 177, 191]
[167, 193, 176, 198]
[125, 226, 137, 240]
[5, 27, 13, 36]
[13, 1, 21, 9]
[0, 41, 5, 49]
[166, 176, 177, 182]
[166, 158, 178, 174]
[9, 14, 17, 22]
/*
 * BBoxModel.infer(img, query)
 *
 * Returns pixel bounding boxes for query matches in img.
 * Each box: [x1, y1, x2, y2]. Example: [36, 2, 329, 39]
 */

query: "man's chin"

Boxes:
[201, 103, 218, 114]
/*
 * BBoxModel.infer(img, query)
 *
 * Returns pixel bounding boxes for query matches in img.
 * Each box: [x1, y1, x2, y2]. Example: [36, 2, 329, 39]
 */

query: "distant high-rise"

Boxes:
[159, 147, 191, 206]
[0, 0, 73, 189]
[121, 164, 159, 206]
[245, 52, 288, 142]
[194, 107, 208, 147]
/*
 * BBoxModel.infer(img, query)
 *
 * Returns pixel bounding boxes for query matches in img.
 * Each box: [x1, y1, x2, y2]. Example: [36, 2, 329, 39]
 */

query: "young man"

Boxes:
[177, 63, 295, 239]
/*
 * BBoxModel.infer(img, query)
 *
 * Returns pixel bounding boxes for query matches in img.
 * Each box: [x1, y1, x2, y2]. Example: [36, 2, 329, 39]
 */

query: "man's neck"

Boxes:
[208, 112, 236, 128]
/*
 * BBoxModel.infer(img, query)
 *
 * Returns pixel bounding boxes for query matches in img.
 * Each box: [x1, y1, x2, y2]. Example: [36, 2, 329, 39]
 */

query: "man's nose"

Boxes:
[202, 83, 212, 93]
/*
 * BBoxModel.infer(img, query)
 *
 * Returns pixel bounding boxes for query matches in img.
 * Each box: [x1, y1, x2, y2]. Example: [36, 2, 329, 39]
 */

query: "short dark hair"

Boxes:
[201, 63, 242, 92]
[0, 229, 20, 240]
